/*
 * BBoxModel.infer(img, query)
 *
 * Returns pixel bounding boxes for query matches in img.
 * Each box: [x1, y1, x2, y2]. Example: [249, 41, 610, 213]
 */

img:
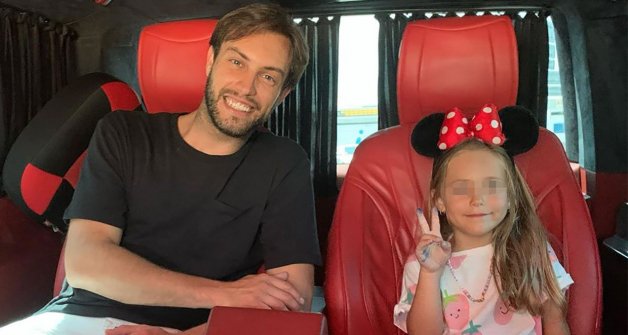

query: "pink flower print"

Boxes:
[442, 289, 470, 330]
[405, 284, 417, 303]
[407, 250, 418, 263]
[409, 284, 417, 295]
[493, 299, 514, 325]
[533, 315, 542, 334]
[448, 255, 467, 269]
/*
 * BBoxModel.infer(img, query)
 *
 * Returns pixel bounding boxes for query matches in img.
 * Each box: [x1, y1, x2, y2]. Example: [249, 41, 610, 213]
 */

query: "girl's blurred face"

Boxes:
[435, 148, 509, 251]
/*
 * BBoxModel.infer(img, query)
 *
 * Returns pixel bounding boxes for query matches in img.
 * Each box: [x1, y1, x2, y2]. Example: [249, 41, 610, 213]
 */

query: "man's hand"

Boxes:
[105, 325, 178, 335]
[106, 323, 206, 335]
[214, 271, 305, 311]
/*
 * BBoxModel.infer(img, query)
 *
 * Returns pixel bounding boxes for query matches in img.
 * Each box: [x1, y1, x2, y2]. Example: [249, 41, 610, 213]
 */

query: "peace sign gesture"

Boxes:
[414, 207, 452, 273]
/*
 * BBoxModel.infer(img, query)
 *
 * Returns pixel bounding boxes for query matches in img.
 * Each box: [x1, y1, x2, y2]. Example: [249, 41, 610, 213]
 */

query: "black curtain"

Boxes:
[513, 11, 550, 127]
[376, 10, 550, 128]
[268, 16, 340, 196]
[0, 5, 76, 193]
[375, 13, 412, 129]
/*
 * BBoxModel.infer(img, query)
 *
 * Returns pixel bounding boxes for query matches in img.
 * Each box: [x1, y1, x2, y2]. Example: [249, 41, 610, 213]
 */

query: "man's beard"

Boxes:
[204, 74, 268, 138]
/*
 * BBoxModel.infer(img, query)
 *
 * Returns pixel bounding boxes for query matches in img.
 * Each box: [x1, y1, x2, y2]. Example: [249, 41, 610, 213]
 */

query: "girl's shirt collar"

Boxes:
[451, 243, 493, 256]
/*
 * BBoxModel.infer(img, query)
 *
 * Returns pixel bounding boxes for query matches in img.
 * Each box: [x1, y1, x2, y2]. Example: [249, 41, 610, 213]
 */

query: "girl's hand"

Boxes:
[414, 207, 452, 273]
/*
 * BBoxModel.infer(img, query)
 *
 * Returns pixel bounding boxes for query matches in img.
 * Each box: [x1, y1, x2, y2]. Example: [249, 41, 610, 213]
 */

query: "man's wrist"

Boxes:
[193, 278, 226, 309]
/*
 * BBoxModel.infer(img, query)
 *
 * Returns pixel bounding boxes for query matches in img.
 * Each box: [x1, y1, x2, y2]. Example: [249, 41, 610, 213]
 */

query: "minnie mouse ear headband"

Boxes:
[411, 104, 539, 158]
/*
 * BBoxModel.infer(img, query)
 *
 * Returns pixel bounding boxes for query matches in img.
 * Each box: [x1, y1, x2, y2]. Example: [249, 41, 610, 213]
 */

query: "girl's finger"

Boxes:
[416, 208, 430, 235]
[441, 240, 452, 253]
[430, 207, 442, 238]
[412, 216, 421, 242]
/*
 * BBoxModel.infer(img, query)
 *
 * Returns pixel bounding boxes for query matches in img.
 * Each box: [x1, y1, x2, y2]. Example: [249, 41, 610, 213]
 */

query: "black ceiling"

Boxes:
[6, 0, 619, 37]
[2, 0, 557, 26]
[1, 0, 258, 24]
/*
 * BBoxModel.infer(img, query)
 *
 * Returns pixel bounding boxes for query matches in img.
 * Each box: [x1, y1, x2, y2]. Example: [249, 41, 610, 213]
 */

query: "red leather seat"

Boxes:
[325, 15, 601, 335]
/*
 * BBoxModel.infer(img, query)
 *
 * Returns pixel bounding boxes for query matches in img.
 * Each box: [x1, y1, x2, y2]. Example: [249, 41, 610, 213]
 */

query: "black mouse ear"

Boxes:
[499, 105, 539, 156]
[411, 113, 445, 157]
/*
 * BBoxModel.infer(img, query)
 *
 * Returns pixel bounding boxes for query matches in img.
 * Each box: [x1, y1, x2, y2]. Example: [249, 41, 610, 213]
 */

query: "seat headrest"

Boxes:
[397, 16, 518, 125]
[137, 19, 218, 113]
[2, 73, 140, 232]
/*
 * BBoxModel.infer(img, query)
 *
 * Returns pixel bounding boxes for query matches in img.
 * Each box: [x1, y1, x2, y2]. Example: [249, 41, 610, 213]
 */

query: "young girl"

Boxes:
[394, 105, 573, 335]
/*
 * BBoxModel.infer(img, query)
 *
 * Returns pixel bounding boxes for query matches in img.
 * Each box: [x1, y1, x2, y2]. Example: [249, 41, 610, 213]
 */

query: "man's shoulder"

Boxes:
[97, 111, 179, 139]
[252, 131, 309, 162]
[100, 110, 176, 126]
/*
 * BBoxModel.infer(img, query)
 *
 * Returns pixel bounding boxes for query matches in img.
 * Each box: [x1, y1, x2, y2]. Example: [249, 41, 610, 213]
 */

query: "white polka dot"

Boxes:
[441, 126, 448, 134]
[475, 124, 483, 131]
[462, 118, 468, 124]
[456, 127, 465, 134]
[492, 137, 502, 144]
[491, 120, 499, 128]
[439, 143, 447, 150]
[447, 112, 456, 119]
[483, 107, 492, 113]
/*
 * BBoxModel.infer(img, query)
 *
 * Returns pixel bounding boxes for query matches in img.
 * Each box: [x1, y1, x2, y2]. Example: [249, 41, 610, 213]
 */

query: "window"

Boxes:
[336, 15, 380, 165]
[546, 17, 566, 146]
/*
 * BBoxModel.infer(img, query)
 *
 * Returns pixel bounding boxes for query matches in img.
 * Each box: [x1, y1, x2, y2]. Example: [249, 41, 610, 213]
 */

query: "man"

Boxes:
[0, 3, 320, 335]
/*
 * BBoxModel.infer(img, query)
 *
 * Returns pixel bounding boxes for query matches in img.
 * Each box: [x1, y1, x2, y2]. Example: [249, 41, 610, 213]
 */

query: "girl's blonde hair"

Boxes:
[427, 139, 566, 315]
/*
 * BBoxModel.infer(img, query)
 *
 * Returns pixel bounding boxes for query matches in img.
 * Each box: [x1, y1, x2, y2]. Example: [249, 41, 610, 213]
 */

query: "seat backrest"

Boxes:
[325, 15, 601, 335]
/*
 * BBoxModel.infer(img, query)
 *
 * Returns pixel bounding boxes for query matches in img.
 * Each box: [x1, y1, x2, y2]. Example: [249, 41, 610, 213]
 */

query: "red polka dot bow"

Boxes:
[437, 103, 506, 150]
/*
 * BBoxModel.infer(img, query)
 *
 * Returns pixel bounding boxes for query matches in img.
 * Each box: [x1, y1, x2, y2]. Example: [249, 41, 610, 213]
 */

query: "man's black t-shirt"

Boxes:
[41, 111, 321, 330]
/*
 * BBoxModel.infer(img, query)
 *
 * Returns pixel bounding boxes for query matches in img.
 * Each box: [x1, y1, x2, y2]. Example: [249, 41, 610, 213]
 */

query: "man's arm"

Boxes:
[65, 218, 304, 310]
[106, 323, 207, 335]
[104, 265, 313, 335]
[65, 218, 220, 308]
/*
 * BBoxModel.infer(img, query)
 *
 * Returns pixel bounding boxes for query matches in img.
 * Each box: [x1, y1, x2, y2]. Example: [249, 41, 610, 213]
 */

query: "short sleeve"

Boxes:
[547, 244, 574, 290]
[259, 150, 322, 269]
[393, 254, 421, 333]
[64, 113, 129, 229]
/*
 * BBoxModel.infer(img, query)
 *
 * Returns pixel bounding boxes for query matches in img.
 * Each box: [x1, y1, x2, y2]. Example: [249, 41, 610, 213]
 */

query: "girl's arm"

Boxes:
[407, 270, 445, 335]
[406, 208, 451, 335]
[541, 299, 570, 335]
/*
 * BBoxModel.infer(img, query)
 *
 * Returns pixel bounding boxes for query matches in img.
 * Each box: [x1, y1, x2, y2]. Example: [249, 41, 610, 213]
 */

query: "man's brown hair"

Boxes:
[210, 3, 309, 90]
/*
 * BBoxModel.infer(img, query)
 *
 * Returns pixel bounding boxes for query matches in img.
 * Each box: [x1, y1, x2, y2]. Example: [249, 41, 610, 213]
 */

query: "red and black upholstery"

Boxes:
[325, 16, 601, 335]
[0, 73, 139, 324]
[2, 73, 140, 233]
